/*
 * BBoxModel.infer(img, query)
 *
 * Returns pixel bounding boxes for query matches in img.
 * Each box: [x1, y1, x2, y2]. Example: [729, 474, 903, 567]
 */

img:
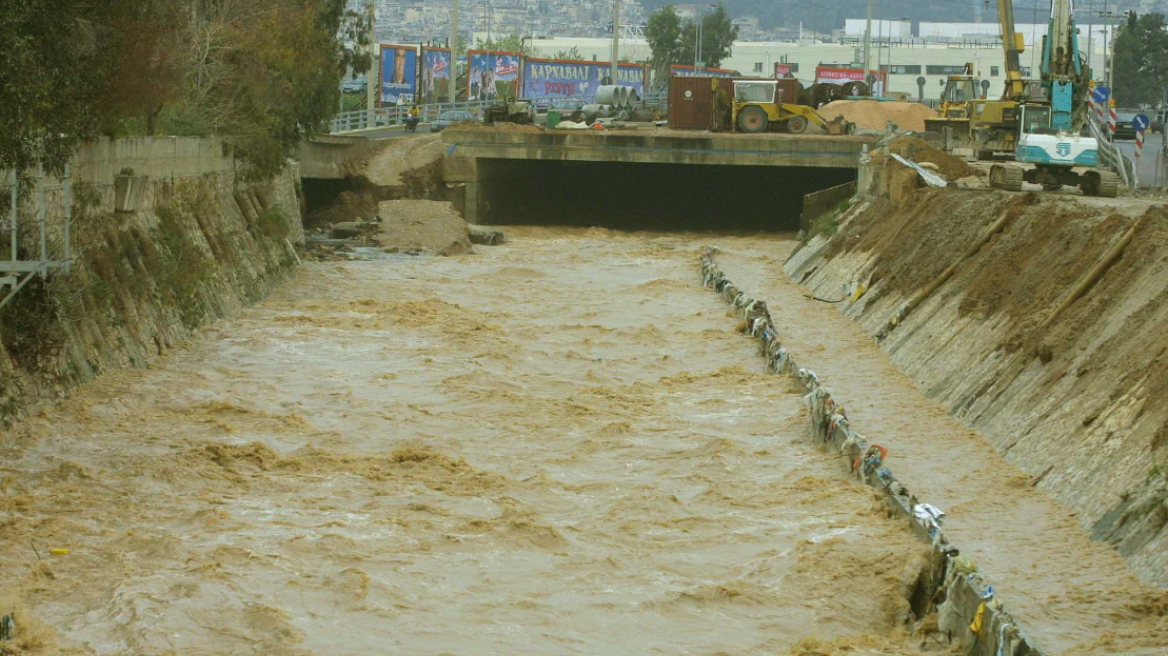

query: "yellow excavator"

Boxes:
[929, 1, 1043, 159]
[965, 0, 1046, 158]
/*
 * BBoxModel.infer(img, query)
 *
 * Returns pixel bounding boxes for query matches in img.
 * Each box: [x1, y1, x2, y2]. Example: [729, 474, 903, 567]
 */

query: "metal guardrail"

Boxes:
[1088, 116, 1139, 187]
[330, 93, 670, 133]
[1, 166, 73, 311]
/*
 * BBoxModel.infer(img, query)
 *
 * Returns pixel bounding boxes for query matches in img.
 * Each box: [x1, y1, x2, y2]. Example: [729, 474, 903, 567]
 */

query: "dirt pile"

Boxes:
[306, 190, 378, 230]
[364, 134, 446, 187]
[444, 122, 544, 134]
[870, 135, 974, 180]
[819, 100, 938, 132]
[378, 199, 472, 255]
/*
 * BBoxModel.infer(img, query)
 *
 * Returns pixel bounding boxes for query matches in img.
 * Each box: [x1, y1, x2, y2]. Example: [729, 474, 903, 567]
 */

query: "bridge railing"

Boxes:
[330, 93, 669, 133]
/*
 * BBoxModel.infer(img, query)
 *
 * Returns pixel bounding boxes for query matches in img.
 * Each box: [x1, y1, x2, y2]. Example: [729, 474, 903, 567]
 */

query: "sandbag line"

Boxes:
[700, 247, 1043, 656]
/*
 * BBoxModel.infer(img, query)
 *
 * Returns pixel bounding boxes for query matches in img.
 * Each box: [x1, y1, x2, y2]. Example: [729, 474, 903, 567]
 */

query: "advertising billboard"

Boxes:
[380, 44, 418, 106]
[814, 66, 887, 95]
[522, 59, 648, 100]
[419, 47, 453, 104]
[467, 50, 522, 101]
[670, 64, 737, 78]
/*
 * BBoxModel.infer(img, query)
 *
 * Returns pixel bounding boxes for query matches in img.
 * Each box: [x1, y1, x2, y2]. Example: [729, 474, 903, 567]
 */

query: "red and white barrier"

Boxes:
[1136, 129, 1145, 159]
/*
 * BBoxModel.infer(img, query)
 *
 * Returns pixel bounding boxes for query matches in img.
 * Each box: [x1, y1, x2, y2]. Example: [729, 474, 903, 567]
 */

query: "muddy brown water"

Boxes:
[0, 229, 1159, 655]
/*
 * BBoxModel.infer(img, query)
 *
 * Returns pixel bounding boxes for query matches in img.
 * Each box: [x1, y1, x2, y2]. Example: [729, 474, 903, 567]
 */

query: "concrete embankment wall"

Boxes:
[787, 164, 1168, 585]
[700, 250, 1041, 656]
[0, 137, 303, 425]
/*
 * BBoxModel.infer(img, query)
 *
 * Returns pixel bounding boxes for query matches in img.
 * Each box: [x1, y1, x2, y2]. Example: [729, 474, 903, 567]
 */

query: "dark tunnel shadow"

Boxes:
[477, 159, 856, 232]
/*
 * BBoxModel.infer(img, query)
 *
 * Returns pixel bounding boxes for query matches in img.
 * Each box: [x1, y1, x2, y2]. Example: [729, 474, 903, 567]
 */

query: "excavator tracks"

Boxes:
[989, 163, 1025, 191]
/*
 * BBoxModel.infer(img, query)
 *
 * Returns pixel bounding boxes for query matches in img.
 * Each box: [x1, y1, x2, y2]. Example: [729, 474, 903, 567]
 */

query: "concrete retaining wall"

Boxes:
[298, 135, 383, 180]
[801, 181, 856, 232]
[0, 138, 303, 426]
[699, 248, 1042, 656]
[783, 165, 1168, 585]
[70, 136, 235, 183]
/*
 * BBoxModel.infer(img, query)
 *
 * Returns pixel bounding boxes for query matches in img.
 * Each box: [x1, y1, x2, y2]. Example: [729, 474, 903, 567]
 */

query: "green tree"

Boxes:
[645, 4, 737, 78]
[0, 1, 108, 178]
[1112, 11, 1168, 107]
[0, 0, 369, 182]
[680, 6, 738, 69]
[646, 5, 684, 72]
[161, 0, 371, 179]
[477, 34, 535, 55]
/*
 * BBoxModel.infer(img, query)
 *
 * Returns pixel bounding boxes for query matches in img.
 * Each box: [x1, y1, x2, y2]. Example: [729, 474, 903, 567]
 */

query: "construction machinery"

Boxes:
[483, 99, 535, 126]
[924, 63, 979, 135]
[724, 79, 852, 135]
[962, 0, 1042, 159]
[989, 0, 1118, 196]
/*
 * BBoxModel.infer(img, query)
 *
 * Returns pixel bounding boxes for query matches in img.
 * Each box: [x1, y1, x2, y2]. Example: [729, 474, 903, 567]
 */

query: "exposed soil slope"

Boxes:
[786, 184, 1168, 588]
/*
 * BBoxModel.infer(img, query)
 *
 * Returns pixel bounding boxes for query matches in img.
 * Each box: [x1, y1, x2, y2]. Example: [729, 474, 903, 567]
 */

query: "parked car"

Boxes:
[1113, 112, 1137, 140]
[430, 110, 476, 132]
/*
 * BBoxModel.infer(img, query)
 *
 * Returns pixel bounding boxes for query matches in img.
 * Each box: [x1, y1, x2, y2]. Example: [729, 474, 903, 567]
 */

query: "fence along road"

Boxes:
[330, 93, 669, 134]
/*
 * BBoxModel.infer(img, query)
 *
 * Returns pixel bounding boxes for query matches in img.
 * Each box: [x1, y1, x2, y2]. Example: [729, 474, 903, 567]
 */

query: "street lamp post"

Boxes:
[448, 0, 459, 102]
[611, 0, 621, 84]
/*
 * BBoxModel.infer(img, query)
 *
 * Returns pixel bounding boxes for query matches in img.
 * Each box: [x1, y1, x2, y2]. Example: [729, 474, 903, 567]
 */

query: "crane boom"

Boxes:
[997, 0, 1027, 100]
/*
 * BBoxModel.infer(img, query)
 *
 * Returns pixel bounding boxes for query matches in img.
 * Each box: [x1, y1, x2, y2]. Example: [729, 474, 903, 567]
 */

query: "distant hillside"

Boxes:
[636, 0, 982, 32]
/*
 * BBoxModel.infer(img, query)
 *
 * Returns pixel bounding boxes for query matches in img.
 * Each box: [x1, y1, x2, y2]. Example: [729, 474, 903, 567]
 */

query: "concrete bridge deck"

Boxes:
[441, 128, 876, 226]
[442, 127, 877, 171]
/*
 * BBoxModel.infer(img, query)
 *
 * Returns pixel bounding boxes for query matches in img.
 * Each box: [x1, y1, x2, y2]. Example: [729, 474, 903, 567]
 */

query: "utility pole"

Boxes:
[611, 0, 621, 84]
[1108, 15, 1118, 90]
[366, 1, 377, 118]
[863, 0, 873, 78]
[694, 7, 701, 71]
[1098, 7, 1123, 88]
[449, 0, 459, 102]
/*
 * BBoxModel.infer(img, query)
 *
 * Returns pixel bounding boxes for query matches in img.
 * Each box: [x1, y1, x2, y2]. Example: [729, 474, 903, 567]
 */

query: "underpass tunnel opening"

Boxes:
[476, 159, 856, 232]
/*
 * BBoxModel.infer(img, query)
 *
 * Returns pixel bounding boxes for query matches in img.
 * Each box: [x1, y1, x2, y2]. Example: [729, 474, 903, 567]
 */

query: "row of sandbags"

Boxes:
[699, 246, 1043, 656]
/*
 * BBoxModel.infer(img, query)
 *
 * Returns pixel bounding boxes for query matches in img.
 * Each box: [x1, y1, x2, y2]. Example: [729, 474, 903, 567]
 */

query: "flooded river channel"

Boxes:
[1, 229, 936, 655]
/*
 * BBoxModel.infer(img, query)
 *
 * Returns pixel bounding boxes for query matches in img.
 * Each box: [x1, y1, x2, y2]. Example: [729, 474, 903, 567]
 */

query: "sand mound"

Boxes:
[377, 200, 472, 256]
[819, 100, 937, 132]
[871, 135, 973, 180]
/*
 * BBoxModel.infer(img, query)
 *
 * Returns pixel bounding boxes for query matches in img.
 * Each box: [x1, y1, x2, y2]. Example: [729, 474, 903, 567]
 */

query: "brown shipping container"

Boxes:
[668, 77, 716, 130]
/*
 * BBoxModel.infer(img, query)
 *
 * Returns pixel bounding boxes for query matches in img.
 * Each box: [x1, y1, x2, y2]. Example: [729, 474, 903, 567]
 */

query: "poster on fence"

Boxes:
[380, 44, 418, 106]
[467, 51, 522, 101]
[670, 64, 737, 78]
[418, 46, 452, 104]
[814, 66, 886, 96]
[522, 59, 648, 100]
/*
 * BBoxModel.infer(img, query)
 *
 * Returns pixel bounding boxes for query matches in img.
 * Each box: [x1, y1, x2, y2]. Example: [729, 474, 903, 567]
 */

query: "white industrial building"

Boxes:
[529, 21, 1114, 101]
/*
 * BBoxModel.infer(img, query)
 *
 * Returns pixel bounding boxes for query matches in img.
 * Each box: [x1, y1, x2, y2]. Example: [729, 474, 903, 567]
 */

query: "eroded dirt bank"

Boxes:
[785, 187, 1168, 587]
[696, 184, 1168, 652]
[1, 230, 937, 655]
